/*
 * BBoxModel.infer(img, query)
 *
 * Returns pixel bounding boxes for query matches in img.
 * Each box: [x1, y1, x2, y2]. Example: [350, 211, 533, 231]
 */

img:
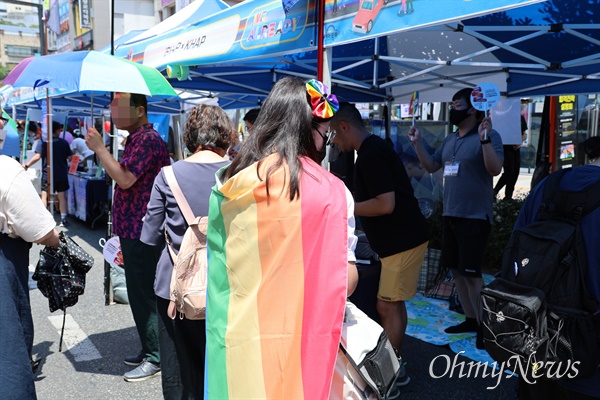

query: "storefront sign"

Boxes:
[80, 0, 91, 29]
[557, 95, 577, 169]
[74, 30, 93, 50]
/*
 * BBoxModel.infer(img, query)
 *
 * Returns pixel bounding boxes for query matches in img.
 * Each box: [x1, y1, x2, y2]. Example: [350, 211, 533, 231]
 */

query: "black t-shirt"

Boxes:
[354, 135, 429, 258]
[35, 138, 73, 182]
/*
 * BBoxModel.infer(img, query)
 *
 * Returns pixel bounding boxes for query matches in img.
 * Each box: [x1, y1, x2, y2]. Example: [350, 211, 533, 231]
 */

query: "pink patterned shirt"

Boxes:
[113, 123, 170, 240]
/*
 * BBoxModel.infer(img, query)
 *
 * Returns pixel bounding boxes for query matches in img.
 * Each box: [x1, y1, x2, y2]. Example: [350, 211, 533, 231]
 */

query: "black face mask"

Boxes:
[316, 144, 327, 163]
[449, 108, 471, 126]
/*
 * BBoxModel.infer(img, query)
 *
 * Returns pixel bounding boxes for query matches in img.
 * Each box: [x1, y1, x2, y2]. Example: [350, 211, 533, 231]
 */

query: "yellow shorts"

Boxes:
[378, 241, 428, 302]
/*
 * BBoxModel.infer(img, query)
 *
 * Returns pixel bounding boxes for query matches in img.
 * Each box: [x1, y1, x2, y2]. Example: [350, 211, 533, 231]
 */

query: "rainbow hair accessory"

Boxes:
[306, 79, 339, 119]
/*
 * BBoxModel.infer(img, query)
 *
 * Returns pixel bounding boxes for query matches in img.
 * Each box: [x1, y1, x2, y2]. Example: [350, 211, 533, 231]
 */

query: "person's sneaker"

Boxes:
[396, 361, 411, 387]
[123, 352, 145, 367]
[59, 218, 69, 227]
[123, 360, 161, 382]
[31, 358, 41, 374]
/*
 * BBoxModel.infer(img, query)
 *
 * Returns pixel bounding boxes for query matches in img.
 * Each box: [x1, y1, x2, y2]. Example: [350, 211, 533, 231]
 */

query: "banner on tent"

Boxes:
[148, 113, 170, 143]
[322, 0, 544, 46]
[116, 0, 543, 71]
[120, 0, 315, 70]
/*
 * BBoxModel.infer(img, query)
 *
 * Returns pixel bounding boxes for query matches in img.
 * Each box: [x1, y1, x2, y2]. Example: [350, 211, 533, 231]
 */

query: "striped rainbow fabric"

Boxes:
[206, 154, 349, 399]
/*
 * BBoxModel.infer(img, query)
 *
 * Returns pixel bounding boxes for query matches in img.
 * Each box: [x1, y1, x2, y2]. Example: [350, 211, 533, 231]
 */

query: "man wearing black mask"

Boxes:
[409, 88, 503, 349]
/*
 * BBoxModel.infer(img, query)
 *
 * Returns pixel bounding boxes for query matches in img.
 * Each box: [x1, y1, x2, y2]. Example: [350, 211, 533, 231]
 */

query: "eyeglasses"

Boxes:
[0, 116, 9, 124]
[315, 124, 336, 146]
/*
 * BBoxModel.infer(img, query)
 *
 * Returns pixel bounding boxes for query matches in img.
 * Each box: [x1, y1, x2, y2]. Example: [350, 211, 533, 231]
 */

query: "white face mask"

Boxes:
[0, 129, 7, 151]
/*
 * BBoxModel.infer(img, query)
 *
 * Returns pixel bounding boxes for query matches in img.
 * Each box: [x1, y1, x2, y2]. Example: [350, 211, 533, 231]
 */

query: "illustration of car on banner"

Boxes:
[352, 0, 388, 34]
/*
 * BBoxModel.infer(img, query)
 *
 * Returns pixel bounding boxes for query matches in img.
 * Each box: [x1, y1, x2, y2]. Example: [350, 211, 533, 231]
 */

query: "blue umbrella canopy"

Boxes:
[3, 51, 178, 98]
[0, 110, 21, 157]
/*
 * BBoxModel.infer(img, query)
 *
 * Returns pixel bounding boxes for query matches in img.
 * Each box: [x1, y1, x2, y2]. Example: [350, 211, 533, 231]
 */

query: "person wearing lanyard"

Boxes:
[408, 88, 503, 349]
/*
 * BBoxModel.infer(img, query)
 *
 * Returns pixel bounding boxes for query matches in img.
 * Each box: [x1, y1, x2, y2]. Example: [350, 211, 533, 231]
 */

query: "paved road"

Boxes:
[29, 215, 520, 400]
[29, 217, 162, 400]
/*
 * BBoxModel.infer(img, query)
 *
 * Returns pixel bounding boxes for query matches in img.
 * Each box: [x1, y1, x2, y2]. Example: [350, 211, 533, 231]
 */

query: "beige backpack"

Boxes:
[163, 166, 208, 320]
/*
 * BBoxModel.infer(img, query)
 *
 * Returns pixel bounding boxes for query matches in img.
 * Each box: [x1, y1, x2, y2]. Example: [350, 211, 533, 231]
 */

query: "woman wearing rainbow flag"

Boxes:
[206, 77, 358, 398]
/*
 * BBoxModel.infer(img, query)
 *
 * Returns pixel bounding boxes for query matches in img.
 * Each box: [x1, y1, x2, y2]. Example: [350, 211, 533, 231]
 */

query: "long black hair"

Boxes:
[223, 77, 327, 200]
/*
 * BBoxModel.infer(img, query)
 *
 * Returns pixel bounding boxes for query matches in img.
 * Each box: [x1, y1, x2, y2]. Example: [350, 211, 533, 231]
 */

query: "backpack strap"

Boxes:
[580, 179, 600, 217]
[163, 166, 196, 226]
[540, 168, 600, 221]
[540, 168, 570, 219]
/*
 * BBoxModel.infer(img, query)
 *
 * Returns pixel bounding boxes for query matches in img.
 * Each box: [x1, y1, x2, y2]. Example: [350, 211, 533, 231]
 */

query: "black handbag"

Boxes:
[32, 232, 93, 350]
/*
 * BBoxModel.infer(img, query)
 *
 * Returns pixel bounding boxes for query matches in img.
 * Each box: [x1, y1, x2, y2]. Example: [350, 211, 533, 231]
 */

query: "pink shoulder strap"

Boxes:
[163, 166, 196, 225]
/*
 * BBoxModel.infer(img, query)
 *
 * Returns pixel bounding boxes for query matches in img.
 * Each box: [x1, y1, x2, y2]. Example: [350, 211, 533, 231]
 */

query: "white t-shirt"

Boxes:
[70, 137, 94, 159]
[0, 155, 56, 242]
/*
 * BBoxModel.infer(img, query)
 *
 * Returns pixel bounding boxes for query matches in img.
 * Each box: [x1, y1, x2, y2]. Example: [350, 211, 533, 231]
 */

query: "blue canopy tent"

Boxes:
[383, 0, 600, 100]
[162, 37, 392, 109]
[1, 88, 185, 119]
[113, 0, 542, 106]
[108, 0, 600, 108]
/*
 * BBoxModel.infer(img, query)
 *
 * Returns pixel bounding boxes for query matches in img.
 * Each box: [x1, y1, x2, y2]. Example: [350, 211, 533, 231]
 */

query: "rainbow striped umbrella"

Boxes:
[2, 51, 177, 98]
[206, 154, 349, 399]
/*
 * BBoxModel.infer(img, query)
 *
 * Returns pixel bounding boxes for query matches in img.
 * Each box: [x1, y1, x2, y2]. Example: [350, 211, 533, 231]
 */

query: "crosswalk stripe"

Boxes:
[48, 314, 102, 362]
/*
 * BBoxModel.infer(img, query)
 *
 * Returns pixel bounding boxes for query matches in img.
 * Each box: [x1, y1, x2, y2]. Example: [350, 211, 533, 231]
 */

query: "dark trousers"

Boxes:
[157, 296, 205, 400]
[0, 235, 36, 400]
[494, 145, 521, 199]
[120, 238, 160, 365]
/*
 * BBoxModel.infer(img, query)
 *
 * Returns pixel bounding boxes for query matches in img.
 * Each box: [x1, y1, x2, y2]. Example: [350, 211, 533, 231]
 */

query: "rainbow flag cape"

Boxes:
[206, 154, 348, 399]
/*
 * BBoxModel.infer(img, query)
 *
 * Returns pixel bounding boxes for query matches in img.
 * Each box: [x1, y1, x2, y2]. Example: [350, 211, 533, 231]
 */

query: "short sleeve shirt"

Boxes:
[70, 137, 94, 159]
[354, 135, 429, 258]
[35, 138, 73, 182]
[0, 156, 56, 242]
[432, 127, 503, 222]
[113, 123, 170, 240]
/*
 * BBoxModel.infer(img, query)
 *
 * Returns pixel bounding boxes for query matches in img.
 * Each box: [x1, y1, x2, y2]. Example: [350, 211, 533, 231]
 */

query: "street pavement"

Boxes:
[494, 169, 533, 200]
[29, 217, 162, 400]
[28, 172, 533, 399]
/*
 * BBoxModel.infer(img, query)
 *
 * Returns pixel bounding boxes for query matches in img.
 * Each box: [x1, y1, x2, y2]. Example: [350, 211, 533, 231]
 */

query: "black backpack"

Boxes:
[480, 168, 600, 379]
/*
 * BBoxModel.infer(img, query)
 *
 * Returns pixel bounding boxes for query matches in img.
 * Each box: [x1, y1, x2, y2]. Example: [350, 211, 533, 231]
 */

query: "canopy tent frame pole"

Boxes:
[317, 0, 325, 82]
[45, 90, 55, 217]
[380, 29, 548, 89]
[380, 55, 543, 69]
[272, 59, 377, 90]
[332, 59, 371, 75]
[372, 37, 379, 89]
[270, 68, 390, 100]
[188, 73, 271, 95]
[104, 0, 116, 306]
[509, 76, 587, 97]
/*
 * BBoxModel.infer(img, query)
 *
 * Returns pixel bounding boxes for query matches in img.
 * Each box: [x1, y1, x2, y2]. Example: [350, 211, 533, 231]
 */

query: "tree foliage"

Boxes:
[0, 64, 10, 81]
